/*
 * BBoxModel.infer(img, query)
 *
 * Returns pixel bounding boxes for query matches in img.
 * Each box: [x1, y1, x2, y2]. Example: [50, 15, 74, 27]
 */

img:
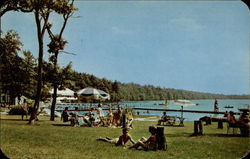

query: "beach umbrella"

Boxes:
[77, 88, 110, 100]
[49, 88, 75, 97]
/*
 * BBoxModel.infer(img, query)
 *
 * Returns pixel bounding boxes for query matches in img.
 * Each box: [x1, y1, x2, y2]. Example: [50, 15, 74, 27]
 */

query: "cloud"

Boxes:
[168, 18, 205, 31]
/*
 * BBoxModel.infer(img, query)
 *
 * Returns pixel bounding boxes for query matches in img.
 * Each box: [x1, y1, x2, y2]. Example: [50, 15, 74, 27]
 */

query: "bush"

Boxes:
[8, 106, 27, 115]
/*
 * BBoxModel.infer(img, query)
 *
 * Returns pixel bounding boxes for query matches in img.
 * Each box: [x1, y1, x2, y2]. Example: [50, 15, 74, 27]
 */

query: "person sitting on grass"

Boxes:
[157, 112, 167, 125]
[61, 107, 69, 122]
[124, 108, 134, 128]
[227, 111, 237, 124]
[107, 108, 114, 127]
[113, 106, 122, 127]
[228, 110, 250, 136]
[96, 104, 105, 126]
[69, 107, 79, 126]
[238, 110, 250, 136]
[128, 126, 158, 151]
[97, 128, 135, 147]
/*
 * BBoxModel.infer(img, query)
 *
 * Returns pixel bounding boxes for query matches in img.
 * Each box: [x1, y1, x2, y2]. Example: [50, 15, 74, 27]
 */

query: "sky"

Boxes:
[1, 0, 250, 95]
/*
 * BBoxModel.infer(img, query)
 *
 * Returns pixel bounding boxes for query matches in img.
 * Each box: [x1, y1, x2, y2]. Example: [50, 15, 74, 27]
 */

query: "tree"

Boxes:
[0, 31, 36, 104]
[0, 30, 23, 104]
[0, 0, 33, 17]
[21, 50, 37, 99]
[46, 0, 76, 121]
[1, 0, 76, 124]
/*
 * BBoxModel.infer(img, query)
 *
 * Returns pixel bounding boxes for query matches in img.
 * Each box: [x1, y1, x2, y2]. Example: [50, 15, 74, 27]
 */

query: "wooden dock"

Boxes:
[132, 107, 241, 115]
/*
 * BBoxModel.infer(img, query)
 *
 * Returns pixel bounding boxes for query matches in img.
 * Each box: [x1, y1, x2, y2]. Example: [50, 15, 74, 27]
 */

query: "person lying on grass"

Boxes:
[128, 126, 158, 151]
[97, 128, 135, 147]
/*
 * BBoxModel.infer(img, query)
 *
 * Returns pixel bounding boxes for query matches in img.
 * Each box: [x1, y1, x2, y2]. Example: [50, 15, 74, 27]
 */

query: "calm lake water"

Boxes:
[56, 99, 250, 121]
[119, 99, 250, 121]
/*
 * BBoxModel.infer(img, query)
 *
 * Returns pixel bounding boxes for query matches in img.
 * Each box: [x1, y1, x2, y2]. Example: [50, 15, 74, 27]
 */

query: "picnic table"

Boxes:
[199, 116, 227, 129]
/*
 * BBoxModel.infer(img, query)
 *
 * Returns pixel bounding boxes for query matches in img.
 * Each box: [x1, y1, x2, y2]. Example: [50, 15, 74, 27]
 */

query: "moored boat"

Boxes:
[173, 99, 196, 106]
[224, 105, 234, 108]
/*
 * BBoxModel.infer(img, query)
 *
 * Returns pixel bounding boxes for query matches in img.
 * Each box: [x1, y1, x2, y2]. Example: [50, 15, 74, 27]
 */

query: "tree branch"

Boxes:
[59, 50, 76, 55]
[0, 5, 33, 17]
[46, 26, 54, 40]
[19, 7, 33, 13]
[41, 10, 50, 36]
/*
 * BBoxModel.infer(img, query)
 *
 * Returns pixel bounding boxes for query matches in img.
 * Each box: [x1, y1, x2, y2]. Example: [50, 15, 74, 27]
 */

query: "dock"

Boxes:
[132, 107, 241, 115]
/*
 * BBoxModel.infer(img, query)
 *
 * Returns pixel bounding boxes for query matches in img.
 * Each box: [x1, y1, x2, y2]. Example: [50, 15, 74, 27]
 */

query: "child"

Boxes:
[97, 128, 135, 147]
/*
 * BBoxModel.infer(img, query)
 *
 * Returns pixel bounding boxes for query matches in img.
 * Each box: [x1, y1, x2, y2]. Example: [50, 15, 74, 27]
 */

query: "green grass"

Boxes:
[1, 115, 249, 159]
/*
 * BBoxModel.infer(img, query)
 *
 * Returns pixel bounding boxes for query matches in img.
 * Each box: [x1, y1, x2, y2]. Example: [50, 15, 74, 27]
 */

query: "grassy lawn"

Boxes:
[0, 114, 249, 159]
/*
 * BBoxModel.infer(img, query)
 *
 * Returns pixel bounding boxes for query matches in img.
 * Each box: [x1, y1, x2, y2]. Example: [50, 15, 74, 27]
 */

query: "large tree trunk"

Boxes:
[50, 81, 57, 121]
[28, 7, 46, 124]
[50, 52, 58, 121]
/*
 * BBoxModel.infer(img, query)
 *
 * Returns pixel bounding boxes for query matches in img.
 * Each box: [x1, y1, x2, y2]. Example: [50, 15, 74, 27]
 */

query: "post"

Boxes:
[198, 120, 203, 135]
[218, 119, 223, 129]
[157, 126, 167, 150]
[193, 120, 203, 136]
[205, 117, 212, 125]
[180, 106, 184, 126]
[194, 121, 199, 136]
[181, 106, 183, 118]
[122, 114, 126, 128]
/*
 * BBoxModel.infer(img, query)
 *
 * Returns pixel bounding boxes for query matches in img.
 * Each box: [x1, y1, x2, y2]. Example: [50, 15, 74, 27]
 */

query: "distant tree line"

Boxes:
[66, 73, 250, 101]
[44, 69, 250, 102]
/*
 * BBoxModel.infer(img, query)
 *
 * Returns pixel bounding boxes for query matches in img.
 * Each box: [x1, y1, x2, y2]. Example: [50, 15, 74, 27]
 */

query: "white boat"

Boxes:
[173, 100, 196, 106]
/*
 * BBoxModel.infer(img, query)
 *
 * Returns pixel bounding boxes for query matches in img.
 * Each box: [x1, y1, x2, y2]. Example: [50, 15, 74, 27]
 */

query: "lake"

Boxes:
[119, 99, 250, 121]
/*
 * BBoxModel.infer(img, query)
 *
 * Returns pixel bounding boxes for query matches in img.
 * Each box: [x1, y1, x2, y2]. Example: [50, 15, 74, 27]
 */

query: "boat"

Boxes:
[238, 105, 250, 112]
[224, 105, 234, 108]
[173, 100, 196, 106]
[158, 103, 168, 106]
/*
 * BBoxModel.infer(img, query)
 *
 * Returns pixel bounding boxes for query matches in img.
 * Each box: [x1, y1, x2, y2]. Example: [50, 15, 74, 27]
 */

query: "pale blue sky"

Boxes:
[2, 0, 250, 95]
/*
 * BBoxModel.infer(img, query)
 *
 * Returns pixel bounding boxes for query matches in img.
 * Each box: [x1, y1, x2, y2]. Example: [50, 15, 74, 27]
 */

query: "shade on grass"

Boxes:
[0, 115, 249, 159]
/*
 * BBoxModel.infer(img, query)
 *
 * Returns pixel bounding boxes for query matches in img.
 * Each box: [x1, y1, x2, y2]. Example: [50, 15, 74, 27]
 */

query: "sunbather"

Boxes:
[113, 106, 122, 127]
[69, 107, 80, 126]
[227, 111, 248, 128]
[97, 128, 135, 147]
[96, 104, 105, 126]
[235, 111, 249, 136]
[227, 111, 237, 125]
[128, 126, 158, 151]
[124, 108, 134, 128]
[107, 108, 114, 127]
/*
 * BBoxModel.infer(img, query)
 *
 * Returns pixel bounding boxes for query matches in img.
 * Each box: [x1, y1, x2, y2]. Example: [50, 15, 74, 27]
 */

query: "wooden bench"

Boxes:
[159, 116, 185, 127]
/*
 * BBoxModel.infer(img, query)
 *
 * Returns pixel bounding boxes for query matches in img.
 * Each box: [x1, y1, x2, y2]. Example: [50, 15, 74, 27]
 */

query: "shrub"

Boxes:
[8, 106, 26, 115]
